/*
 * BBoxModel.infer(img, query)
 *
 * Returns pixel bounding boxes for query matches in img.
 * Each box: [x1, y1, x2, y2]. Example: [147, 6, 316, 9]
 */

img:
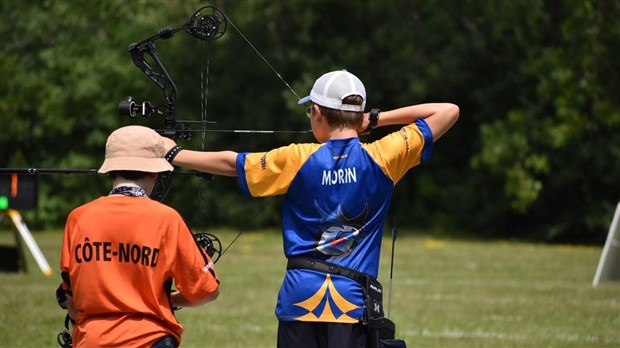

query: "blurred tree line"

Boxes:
[1, 0, 618, 244]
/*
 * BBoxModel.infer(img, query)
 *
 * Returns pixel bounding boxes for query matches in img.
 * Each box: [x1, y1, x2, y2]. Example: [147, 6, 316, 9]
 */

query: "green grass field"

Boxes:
[1, 229, 619, 347]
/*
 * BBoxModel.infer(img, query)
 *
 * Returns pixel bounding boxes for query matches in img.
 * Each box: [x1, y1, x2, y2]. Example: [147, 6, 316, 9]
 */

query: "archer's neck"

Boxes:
[326, 128, 359, 140]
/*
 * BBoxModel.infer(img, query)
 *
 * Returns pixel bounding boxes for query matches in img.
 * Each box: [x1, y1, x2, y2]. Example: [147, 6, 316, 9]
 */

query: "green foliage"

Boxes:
[468, 0, 620, 242]
[1, 0, 163, 226]
[1, 0, 619, 243]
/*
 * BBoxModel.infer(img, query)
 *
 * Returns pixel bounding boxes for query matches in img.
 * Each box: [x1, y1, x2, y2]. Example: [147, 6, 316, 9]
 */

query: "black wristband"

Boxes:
[365, 108, 380, 132]
[165, 145, 182, 163]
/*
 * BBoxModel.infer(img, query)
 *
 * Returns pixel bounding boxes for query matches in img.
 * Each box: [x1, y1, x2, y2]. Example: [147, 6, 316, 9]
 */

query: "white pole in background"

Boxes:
[593, 201, 620, 286]
[7, 209, 52, 276]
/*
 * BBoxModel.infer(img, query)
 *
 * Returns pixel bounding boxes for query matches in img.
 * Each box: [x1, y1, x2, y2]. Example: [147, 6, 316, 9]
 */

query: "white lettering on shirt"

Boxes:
[321, 167, 357, 185]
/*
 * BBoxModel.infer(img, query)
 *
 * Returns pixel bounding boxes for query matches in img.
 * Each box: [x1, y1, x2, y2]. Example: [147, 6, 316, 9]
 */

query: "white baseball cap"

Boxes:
[298, 70, 366, 112]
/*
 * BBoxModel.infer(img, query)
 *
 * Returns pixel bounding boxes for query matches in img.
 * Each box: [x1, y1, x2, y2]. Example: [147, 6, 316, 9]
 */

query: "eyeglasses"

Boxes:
[305, 105, 312, 118]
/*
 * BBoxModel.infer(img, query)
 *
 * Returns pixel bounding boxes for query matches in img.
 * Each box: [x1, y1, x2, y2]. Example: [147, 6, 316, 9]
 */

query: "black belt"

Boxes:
[286, 257, 369, 286]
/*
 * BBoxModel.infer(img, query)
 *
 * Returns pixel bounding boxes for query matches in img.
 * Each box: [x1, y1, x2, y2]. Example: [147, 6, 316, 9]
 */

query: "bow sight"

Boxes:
[118, 96, 156, 118]
[118, 6, 227, 140]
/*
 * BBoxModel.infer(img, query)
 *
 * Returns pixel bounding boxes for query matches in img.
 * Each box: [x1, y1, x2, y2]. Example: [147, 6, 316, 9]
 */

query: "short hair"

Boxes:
[319, 95, 364, 129]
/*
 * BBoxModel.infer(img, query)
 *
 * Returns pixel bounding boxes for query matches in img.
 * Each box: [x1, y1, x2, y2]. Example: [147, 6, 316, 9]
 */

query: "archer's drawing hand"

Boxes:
[357, 112, 371, 136]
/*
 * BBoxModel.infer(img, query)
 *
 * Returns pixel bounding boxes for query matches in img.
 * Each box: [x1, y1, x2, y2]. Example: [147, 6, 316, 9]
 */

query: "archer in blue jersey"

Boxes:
[163, 70, 459, 347]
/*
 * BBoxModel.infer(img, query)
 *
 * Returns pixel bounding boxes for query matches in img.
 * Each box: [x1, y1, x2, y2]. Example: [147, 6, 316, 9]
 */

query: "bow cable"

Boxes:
[222, 14, 301, 101]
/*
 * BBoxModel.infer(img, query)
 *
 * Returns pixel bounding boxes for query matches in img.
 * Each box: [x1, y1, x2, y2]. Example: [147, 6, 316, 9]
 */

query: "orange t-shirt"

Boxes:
[60, 195, 219, 347]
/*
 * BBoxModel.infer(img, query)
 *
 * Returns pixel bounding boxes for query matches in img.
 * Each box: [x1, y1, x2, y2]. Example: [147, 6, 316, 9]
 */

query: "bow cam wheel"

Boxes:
[186, 6, 227, 41]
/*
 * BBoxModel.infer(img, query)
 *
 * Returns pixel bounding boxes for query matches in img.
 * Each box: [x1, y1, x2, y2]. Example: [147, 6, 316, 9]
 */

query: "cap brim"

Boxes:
[98, 157, 173, 174]
[298, 96, 311, 105]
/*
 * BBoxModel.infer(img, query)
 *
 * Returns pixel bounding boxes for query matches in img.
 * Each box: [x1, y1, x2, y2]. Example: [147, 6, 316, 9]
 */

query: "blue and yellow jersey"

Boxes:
[236, 119, 433, 323]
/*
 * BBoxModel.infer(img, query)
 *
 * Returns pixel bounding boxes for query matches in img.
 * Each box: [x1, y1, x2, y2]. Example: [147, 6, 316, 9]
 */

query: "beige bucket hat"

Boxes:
[98, 126, 174, 174]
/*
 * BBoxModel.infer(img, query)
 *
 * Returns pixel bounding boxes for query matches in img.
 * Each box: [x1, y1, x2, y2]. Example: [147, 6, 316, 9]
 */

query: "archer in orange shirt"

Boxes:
[59, 126, 219, 347]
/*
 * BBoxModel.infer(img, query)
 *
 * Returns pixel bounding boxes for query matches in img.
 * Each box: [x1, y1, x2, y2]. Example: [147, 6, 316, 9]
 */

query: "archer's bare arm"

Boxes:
[170, 288, 220, 307]
[161, 137, 238, 177]
[360, 103, 459, 141]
